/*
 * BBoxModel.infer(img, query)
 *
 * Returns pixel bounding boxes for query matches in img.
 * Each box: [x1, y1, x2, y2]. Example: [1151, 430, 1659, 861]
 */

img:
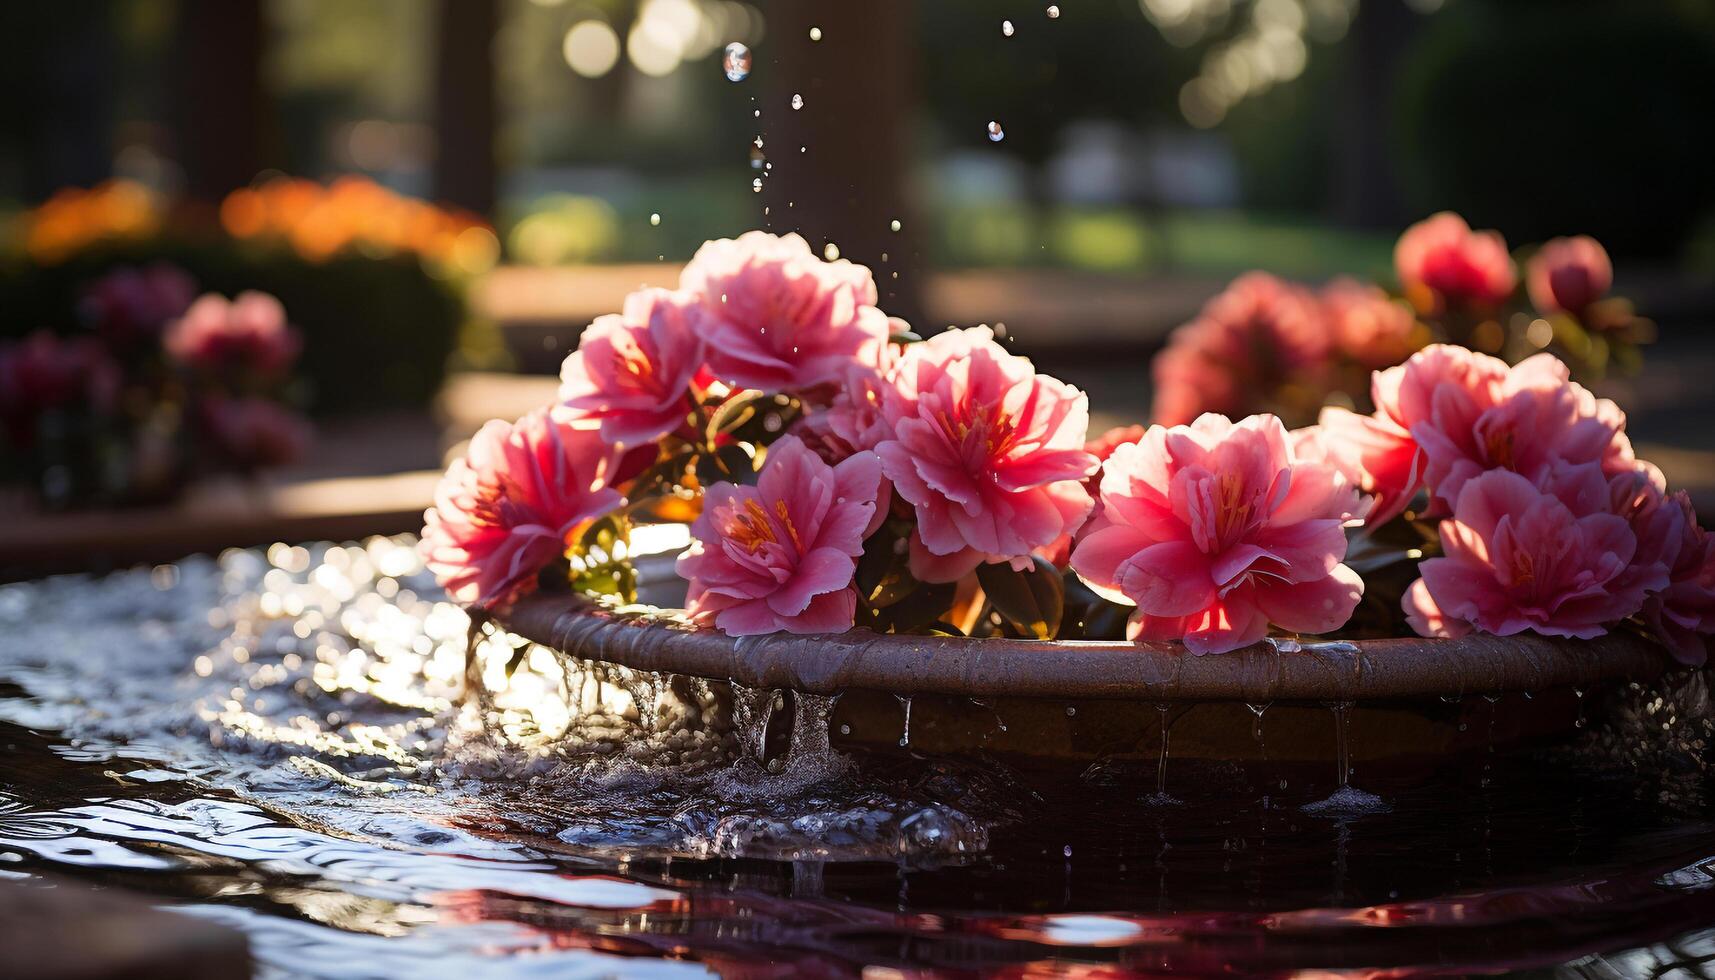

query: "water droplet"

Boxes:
[1062, 844, 1073, 858]
[823, 242, 840, 261]
[751, 177, 763, 193]
[986, 120, 1005, 142]
[1002, 19, 1015, 36]
[1047, 4, 1061, 18]
[808, 26, 823, 41]
[889, 218, 901, 232]
[649, 212, 660, 226]
[722, 42, 752, 82]
[791, 93, 803, 110]
[1065, 706, 1076, 717]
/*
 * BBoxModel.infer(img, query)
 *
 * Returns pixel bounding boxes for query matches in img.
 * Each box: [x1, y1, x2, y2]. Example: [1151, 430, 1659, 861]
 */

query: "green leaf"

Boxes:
[568, 514, 637, 603]
[976, 556, 1065, 640]
[855, 521, 915, 608]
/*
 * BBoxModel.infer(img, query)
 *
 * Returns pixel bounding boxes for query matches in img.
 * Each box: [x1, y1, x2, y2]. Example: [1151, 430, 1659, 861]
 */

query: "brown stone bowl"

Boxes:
[493, 552, 1676, 771]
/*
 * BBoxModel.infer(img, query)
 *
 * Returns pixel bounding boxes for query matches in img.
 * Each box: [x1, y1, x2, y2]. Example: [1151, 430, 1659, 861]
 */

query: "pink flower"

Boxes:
[1415, 352, 1634, 511]
[679, 231, 890, 392]
[165, 291, 301, 376]
[1151, 273, 1331, 427]
[420, 408, 627, 610]
[1394, 212, 1516, 311]
[1321, 277, 1417, 368]
[874, 327, 1097, 582]
[558, 287, 705, 447]
[1527, 235, 1612, 316]
[79, 263, 197, 348]
[1317, 344, 1504, 526]
[0, 331, 119, 445]
[1640, 491, 1715, 666]
[794, 338, 899, 465]
[1403, 465, 1657, 640]
[198, 395, 311, 469]
[676, 435, 882, 635]
[1070, 414, 1363, 654]
[1318, 345, 1635, 526]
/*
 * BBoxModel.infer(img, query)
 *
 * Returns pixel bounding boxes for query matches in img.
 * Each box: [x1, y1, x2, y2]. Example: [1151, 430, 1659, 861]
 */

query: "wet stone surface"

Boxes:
[1, 537, 1714, 977]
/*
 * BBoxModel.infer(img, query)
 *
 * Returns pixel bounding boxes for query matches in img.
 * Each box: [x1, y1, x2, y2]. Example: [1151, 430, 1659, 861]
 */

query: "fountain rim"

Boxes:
[495, 592, 1673, 703]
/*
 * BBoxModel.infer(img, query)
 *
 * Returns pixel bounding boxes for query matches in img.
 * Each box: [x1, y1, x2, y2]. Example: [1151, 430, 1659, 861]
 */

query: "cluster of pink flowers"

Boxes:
[165, 291, 303, 378]
[0, 331, 120, 447]
[426, 225, 1710, 668]
[1151, 272, 1417, 428]
[1318, 343, 1712, 664]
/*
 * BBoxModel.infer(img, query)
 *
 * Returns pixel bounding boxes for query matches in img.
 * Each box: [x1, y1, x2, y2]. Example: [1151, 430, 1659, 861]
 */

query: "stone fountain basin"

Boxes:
[493, 569, 1673, 767]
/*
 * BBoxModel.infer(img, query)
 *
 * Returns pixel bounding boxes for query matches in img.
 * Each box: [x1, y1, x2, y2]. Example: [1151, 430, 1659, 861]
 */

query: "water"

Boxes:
[720, 42, 750, 82]
[2, 538, 1715, 976]
[987, 120, 1006, 142]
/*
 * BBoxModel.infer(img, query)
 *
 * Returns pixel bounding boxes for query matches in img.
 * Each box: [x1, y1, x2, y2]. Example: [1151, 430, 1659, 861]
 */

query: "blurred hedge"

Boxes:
[0, 239, 468, 416]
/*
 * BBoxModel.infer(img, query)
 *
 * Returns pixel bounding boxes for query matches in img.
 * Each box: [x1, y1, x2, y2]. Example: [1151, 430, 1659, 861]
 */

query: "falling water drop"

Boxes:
[790, 93, 804, 110]
[1047, 4, 1061, 17]
[823, 242, 841, 260]
[889, 218, 901, 232]
[649, 212, 661, 226]
[751, 177, 763, 193]
[1327, 701, 1354, 788]
[808, 26, 823, 41]
[897, 695, 913, 747]
[1002, 19, 1015, 36]
[986, 120, 1005, 142]
[1154, 703, 1172, 795]
[722, 42, 752, 82]
[1246, 702, 1269, 744]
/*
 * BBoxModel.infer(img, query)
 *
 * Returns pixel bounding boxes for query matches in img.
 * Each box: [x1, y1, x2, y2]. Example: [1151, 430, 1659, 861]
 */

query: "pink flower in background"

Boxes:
[198, 395, 311, 469]
[679, 231, 890, 392]
[1641, 492, 1715, 666]
[1404, 466, 1655, 640]
[1322, 277, 1418, 368]
[79, 263, 197, 348]
[1395, 212, 1516, 311]
[558, 287, 705, 447]
[875, 327, 1097, 582]
[165, 291, 301, 376]
[677, 435, 882, 635]
[794, 338, 900, 465]
[1071, 414, 1362, 654]
[0, 331, 119, 444]
[1151, 272, 1331, 427]
[1527, 235, 1613, 316]
[420, 408, 627, 610]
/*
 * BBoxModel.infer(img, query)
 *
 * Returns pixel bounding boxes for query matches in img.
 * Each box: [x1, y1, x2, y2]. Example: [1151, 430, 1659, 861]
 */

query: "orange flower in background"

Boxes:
[219, 175, 497, 274]
[20, 180, 164, 264]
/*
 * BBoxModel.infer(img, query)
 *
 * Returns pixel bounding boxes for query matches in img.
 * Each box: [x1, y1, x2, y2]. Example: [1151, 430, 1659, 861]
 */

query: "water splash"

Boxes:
[986, 121, 1006, 142]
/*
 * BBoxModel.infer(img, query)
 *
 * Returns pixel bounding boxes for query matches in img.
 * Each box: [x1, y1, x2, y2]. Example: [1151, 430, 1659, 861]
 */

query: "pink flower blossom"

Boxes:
[679, 231, 890, 392]
[677, 435, 882, 635]
[165, 291, 301, 376]
[420, 408, 627, 610]
[1527, 235, 1612, 317]
[558, 287, 705, 447]
[79, 262, 197, 348]
[1318, 345, 1636, 527]
[1069, 413, 1363, 654]
[1151, 272, 1331, 427]
[1316, 344, 1503, 526]
[793, 338, 899, 465]
[0, 331, 119, 445]
[1642, 492, 1715, 666]
[1403, 465, 1659, 640]
[198, 395, 311, 469]
[1395, 212, 1516, 311]
[874, 326, 1097, 583]
[1321, 277, 1418, 368]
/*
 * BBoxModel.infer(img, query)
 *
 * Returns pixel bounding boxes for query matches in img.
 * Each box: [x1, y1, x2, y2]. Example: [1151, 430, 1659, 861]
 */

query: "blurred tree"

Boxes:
[1395, 0, 1715, 256]
[170, 0, 271, 202]
[433, 0, 498, 217]
[0, 2, 118, 201]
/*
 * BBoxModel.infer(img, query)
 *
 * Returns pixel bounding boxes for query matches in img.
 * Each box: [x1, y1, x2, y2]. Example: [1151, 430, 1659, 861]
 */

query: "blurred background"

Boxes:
[2, 0, 1714, 573]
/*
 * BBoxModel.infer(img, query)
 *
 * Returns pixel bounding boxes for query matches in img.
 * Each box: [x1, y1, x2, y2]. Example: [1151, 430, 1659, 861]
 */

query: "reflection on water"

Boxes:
[1, 537, 1714, 976]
